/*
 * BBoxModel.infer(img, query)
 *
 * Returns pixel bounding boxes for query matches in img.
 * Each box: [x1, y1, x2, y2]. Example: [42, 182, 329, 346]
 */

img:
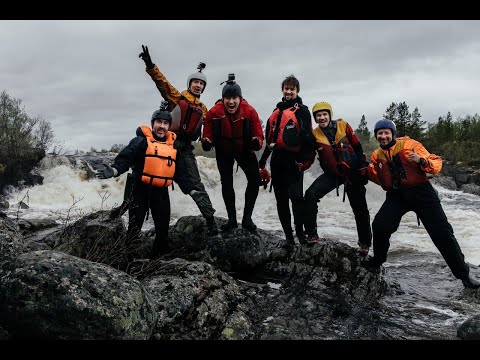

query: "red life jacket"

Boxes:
[266, 104, 301, 152]
[374, 137, 429, 190]
[211, 100, 251, 154]
[169, 95, 203, 138]
[313, 119, 357, 177]
[139, 125, 177, 187]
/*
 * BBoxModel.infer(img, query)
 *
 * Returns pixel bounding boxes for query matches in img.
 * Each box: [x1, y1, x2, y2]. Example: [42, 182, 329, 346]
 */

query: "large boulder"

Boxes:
[458, 314, 480, 340]
[50, 211, 129, 268]
[0, 250, 157, 339]
[142, 258, 248, 340]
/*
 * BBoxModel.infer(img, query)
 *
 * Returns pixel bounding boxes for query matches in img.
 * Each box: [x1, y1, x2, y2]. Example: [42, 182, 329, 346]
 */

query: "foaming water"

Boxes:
[6, 156, 480, 265]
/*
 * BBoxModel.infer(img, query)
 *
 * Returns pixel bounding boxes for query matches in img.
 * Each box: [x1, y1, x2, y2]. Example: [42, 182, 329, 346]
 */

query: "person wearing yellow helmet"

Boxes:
[303, 101, 372, 256]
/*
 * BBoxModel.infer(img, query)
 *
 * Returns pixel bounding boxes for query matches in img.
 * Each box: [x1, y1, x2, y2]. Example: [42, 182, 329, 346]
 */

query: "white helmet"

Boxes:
[187, 62, 207, 93]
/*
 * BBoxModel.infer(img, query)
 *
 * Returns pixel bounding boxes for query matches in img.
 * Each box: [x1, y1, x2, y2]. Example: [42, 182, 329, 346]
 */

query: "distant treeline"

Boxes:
[0, 90, 54, 192]
[356, 101, 480, 167]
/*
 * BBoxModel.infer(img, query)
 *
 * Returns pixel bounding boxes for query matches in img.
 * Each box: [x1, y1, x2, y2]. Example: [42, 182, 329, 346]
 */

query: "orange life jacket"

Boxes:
[139, 125, 177, 187]
[266, 104, 301, 152]
[373, 137, 429, 190]
[313, 119, 357, 176]
[169, 95, 203, 137]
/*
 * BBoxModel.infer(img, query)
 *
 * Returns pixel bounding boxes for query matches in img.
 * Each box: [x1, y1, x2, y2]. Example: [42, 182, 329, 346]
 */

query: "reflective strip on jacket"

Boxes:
[368, 136, 442, 190]
[146, 65, 207, 140]
[139, 125, 177, 187]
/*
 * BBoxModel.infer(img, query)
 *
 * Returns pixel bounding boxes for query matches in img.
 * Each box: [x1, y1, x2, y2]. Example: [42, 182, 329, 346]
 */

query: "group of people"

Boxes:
[96, 45, 479, 289]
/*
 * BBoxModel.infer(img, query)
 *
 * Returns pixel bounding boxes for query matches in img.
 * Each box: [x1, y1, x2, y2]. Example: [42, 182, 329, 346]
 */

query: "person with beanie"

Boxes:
[96, 103, 177, 260]
[362, 119, 480, 289]
[138, 45, 218, 235]
[259, 74, 315, 247]
[201, 73, 264, 232]
[303, 101, 372, 255]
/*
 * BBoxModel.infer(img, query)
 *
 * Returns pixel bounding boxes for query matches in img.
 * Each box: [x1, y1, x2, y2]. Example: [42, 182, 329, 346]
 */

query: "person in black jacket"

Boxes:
[259, 75, 315, 247]
[138, 45, 218, 236]
[96, 104, 176, 260]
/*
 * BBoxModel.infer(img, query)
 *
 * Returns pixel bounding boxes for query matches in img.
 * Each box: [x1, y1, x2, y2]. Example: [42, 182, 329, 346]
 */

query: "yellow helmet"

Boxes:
[312, 101, 333, 119]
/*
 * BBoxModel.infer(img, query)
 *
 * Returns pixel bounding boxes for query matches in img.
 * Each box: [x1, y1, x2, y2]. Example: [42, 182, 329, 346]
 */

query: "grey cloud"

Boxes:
[1, 20, 479, 151]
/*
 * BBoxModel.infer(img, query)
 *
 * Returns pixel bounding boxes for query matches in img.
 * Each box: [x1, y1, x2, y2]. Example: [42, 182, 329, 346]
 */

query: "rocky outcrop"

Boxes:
[0, 211, 479, 340]
[437, 161, 480, 191]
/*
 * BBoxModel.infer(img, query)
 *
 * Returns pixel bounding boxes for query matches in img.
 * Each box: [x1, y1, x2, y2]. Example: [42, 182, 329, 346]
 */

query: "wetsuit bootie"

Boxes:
[462, 276, 480, 289]
[221, 218, 238, 231]
[206, 217, 219, 235]
[241, 217, 257, 233]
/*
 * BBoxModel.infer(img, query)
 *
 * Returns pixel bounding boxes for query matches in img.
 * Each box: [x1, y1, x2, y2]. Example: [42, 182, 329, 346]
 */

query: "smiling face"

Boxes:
[376, 128, 393, 146]
[314, 110, 331, 129]
[152, 118, 171, 139]
[223, 96, 241, 114]
[282, 84, 298, 101]
[189, 79, 205, 96]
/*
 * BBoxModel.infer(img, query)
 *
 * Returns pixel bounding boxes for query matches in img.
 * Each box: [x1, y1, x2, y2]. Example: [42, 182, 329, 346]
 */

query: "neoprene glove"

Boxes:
[202, 139, 213, 151]
[96, 164, 116, 179]
[251, 137, 261, 151]
[139, 45, 154, 69]
[258, 158, 266, 170]
[297, 162, 308, 172]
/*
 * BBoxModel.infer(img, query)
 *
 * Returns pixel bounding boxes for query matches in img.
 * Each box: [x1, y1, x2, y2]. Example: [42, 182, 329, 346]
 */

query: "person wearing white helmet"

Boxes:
[138, 45, 218, 236]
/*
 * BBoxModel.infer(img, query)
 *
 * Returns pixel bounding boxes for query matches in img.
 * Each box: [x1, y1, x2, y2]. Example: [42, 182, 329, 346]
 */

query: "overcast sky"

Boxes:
[1, 20, 480, 152]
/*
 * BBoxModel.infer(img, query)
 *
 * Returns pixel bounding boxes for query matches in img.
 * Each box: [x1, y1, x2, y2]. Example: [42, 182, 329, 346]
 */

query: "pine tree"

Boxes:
[355, 115, 371, 144]
[396, 102, 410, 137]
[408, 107, 425, 139]
[384, 102, 398, 122]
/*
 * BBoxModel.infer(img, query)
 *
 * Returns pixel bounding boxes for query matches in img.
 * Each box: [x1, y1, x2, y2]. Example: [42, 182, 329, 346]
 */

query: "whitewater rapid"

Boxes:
[5, 155, 480, 266]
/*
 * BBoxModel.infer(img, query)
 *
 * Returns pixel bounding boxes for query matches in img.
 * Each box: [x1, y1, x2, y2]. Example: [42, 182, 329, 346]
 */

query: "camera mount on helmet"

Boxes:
[220, 73, 236, 86]
[197, 62, 206, 72]
[159, 100, 169, 111]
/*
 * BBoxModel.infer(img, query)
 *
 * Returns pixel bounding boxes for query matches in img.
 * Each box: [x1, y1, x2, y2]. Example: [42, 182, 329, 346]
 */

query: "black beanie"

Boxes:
[222, 83, 242, 98]
[221, 73, 242, 98]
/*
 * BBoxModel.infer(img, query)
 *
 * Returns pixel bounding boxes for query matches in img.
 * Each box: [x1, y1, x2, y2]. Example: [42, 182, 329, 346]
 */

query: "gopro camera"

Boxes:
[197, 62, 206, 71]
[160, 100, 169, 110]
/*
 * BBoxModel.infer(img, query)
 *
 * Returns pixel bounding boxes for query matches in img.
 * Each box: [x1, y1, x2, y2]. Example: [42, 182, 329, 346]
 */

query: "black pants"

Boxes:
[127, 180, 170, 257]
[216, 151, 260, 221]
[173, 139, 214, 219]
[271, 151, 305, 239]
[372, 182, 470, 280]
[304, 172, 372, 246]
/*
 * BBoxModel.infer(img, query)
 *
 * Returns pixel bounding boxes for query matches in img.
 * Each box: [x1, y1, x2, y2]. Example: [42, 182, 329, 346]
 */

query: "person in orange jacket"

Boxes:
[138, 45, 218, 235]
[201, 73, 264, 232]
[363, 119, 480, 289]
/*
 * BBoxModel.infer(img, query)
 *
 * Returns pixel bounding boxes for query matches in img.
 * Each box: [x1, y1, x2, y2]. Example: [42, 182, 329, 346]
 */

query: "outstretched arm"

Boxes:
[139, 45, 181, 106]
